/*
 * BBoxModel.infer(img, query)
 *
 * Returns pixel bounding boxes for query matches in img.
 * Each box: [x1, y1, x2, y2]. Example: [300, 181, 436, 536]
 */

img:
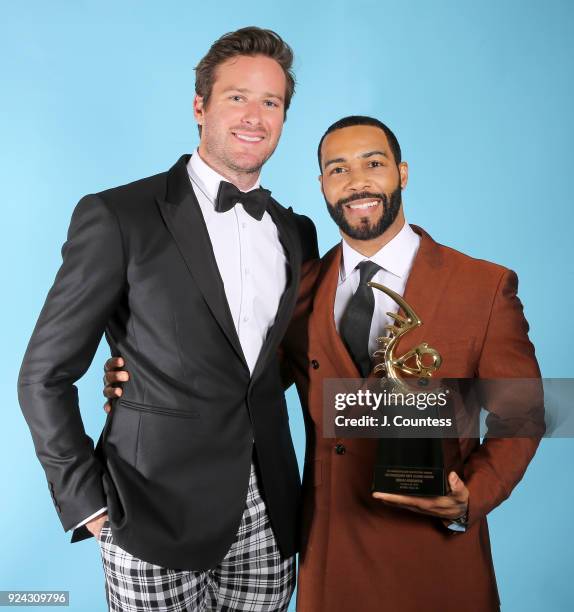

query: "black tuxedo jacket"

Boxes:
[17, 154, 318, 570]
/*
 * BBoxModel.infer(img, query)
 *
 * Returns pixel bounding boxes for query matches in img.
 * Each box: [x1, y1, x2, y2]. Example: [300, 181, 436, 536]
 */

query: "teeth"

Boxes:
[348, 200, 380, 210]
[235, 133, 263, 142]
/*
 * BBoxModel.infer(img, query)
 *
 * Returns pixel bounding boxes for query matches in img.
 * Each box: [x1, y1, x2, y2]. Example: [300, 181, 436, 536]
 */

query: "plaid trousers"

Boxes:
[97, 462, 295, 611]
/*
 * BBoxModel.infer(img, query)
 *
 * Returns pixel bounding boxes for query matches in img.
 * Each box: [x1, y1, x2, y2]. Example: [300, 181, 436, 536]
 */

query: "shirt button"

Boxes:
[243, 316, 249, 323]
[245, 268, 250, 275]
[335, 444, 346, 455]
[242, 223, 247, 229]
[311, 360, 320, 370]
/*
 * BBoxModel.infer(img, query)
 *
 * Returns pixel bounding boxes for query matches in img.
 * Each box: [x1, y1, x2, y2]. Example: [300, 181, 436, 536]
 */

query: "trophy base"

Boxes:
[372, 464, 447, 496]
[372, 437, 449, 497]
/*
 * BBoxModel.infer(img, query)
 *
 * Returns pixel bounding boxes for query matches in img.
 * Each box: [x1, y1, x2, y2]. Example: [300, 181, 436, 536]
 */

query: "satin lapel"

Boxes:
[394, 225, 449, 359]
[251, 200, 301, 381]
[313, 243, 362, 379]
[156, 155, 247, 368]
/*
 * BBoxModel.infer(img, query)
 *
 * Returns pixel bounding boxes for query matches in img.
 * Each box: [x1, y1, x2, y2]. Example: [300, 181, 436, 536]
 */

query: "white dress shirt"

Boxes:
[334, 222, 421, 357]
[187, 150, 288, 373]
[74, 150, 288, 531]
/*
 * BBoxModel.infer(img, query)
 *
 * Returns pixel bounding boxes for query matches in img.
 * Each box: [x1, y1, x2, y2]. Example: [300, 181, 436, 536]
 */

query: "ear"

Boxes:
[318, 173, 328, 197]
[398, 161, 409, 189]
[193, 95, 205, 126]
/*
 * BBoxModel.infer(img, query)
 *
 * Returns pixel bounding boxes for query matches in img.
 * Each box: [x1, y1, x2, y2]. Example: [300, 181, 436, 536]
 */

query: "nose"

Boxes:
[240, 100, 263, 128]
[346, 168, 372, 192]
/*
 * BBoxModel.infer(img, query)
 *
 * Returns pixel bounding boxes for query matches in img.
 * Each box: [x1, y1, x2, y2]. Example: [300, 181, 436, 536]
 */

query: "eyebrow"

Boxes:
[323, 157, 346, 169]
[362, 150, 390, 159]
[223, 87, 284, 101]
[323, 150, 390, 169]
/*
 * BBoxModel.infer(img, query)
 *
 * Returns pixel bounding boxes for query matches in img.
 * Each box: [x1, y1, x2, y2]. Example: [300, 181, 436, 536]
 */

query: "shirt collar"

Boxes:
[186, 149, 261, 204]
[340, 221, 420, 282]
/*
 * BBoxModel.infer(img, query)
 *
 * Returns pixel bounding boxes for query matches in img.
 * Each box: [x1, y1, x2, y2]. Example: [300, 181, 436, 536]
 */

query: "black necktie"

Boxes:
[339, 260, 382, 377]
[214, 181, 271, 221]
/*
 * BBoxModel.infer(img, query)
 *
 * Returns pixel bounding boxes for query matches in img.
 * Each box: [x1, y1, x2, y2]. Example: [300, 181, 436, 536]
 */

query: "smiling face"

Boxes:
[319, 124, 408, 251]
[194, 54, 287, 189]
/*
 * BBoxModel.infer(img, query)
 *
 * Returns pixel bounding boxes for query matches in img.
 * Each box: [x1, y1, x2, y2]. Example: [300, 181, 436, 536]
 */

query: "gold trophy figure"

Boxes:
[369, 282, 442, 387]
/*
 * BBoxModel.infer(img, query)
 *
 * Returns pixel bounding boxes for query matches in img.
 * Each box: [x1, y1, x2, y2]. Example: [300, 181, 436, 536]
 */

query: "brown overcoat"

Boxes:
[282, 226, 543, 612]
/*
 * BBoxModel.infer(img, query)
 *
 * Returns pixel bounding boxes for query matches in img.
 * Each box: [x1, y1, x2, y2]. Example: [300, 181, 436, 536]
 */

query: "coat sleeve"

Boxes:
[295, 213, 319, 263]
[17, 194, 125, 531]
[277, 214, 319, 388]
[464, 269, 545, 527]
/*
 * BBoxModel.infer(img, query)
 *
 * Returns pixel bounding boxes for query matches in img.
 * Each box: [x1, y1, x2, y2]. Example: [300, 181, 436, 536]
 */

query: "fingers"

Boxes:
[102, 357, 128, 412]
[372, 493, 438, 514]
[372, 492, 410, 504]
[103, 383, 123, 399]
[103, 369, 129, 404]
[87, 512, 109, 537]
[373, 491, 467, 520]
[104, 370, 129, 385]
[447, 472, 470, 507]
[104, 357, 125, 371]
[448, 471, 465, 494]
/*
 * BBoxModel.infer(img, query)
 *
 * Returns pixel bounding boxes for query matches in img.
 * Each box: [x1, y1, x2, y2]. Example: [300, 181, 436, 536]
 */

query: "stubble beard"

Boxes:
[202, 124, 276, 179]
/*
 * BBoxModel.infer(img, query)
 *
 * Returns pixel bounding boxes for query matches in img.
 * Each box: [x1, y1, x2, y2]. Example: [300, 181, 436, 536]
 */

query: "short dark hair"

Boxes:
[195, 26, 295, 117]
[317, 115, 402, 171]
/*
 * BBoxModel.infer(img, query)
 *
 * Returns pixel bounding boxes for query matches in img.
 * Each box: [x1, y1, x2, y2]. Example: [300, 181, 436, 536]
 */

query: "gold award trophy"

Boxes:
[368, 282, 459, 496]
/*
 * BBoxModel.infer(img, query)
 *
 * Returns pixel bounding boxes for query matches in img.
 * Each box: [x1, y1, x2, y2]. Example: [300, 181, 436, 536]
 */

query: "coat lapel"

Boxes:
[156, 155, 247, 368]
[394, 225, 449, 358]
[312, 243, 363, 379]
[251, 199, 302, 381]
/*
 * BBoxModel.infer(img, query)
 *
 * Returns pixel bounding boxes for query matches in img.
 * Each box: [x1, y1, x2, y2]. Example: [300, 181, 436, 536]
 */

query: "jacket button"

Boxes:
[335, 443, 346, 455]
[311, 360, 320, 370]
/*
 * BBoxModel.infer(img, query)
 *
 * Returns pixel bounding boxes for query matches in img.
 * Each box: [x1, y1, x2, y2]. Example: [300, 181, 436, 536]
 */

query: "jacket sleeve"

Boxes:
[295, 214, 319, 263]
[464, 269, 545, 527]
[277, 213, 319, 387]
[17, 194, 125, 531]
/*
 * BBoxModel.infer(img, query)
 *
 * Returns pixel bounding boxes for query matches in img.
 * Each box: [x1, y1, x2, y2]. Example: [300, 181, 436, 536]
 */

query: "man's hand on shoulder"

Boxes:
[103, 357, 129, 413]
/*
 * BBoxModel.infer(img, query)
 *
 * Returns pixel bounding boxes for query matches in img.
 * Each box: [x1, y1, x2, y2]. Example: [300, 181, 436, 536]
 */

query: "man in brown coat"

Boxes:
[280, 115, 544, 611]
[104, 115, 544, 611]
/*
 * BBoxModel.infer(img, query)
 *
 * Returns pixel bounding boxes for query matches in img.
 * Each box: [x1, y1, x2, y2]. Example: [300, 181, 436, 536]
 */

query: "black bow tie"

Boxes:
[214, 181, 271, 221]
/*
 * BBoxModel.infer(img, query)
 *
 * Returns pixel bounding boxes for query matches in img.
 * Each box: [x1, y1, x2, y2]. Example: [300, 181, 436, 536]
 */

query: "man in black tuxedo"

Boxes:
[18, 27, 317, 611]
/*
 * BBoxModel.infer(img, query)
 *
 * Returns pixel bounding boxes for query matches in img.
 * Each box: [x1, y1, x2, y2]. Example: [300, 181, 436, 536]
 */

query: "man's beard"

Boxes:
[325, 183, 402, 240]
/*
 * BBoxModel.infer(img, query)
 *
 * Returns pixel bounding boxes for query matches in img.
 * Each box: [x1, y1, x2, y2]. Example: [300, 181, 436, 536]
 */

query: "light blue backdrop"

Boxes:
[2, 1, 573, 610]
